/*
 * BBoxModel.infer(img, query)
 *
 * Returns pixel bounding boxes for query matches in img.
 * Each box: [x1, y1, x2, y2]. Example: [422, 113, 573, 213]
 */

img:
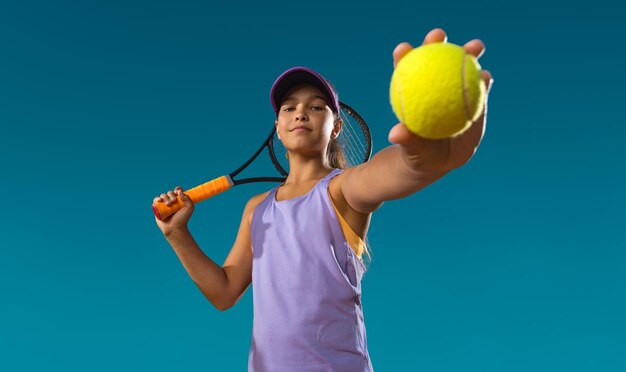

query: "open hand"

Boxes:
[388, 28, 494, 171]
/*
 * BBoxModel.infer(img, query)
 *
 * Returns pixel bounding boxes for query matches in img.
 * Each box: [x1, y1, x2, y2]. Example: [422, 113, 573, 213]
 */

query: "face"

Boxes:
[275, 84, 342, 157]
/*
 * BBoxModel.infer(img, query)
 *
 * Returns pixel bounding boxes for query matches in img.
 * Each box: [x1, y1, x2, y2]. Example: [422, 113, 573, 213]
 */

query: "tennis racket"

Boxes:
[153, 101, 372, 220]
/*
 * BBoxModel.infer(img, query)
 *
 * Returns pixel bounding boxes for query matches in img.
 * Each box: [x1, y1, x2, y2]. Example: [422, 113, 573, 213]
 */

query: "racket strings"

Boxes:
[338, 112, 367, 167]
[339, 108, 369, 168]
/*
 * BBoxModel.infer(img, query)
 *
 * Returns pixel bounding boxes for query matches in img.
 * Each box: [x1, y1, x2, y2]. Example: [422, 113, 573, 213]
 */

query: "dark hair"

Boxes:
[328, 130, 374, 269]
[327, 114, 347, 169]
[324, 81, 372, 269]
[324, 80, 348, 170]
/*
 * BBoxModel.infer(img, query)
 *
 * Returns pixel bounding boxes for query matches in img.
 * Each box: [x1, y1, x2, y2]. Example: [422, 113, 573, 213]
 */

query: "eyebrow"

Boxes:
[281, 95, 329, 105]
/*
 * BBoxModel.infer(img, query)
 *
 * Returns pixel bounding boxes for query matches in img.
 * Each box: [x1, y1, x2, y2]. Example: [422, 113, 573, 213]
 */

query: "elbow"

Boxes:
[215, 302, 232, 312]
[213, 296, 234, 311]
[194, 282, 233, 311]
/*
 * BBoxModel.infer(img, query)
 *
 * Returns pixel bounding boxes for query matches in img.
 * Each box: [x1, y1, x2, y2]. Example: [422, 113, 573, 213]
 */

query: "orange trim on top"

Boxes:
[327, 189, 365, 260]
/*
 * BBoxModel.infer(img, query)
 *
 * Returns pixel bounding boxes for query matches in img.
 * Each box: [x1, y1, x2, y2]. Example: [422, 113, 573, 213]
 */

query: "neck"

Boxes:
[283, 153, 333, 184]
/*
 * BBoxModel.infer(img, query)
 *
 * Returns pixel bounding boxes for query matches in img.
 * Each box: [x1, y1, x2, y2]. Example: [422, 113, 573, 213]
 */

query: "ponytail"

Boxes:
[327, 135, 347, 169]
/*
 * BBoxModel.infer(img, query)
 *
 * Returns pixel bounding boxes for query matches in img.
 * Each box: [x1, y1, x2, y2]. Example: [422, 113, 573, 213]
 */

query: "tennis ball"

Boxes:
[390, 42, 486, 139]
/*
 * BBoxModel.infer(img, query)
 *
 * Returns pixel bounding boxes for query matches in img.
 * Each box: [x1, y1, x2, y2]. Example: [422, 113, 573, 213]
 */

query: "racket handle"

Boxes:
[152, 175, 233, 220]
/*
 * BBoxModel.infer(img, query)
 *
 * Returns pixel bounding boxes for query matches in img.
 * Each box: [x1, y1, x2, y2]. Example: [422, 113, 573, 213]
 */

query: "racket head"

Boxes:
[268, 101, 372, 175]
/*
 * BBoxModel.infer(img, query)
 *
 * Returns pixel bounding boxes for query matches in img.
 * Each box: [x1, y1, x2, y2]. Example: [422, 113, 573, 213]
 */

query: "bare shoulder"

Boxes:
[329, 168, 383, 215]
[248, 190, 270, 207]
[244, 190, 271, 224]
[328, 170, 347, 205]
[328, 169, 377, 239]
[220, 190, 270, 309]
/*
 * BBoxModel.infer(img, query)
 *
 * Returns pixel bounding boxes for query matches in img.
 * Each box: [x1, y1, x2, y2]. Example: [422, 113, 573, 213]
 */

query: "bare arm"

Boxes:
[340, 144, 450, 213]
[341, 29, 494, 214]
[219, 193, 266, 310]
[159, 191, 263, 311]
[164, 228, 232, 311]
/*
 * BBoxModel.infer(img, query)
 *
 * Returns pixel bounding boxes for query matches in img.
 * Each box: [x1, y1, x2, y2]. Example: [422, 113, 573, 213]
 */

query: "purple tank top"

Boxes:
[248, 168, 373, 371]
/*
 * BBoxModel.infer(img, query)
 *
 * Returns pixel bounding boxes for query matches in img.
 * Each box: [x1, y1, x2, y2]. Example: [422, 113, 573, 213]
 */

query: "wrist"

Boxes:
[164, 226, 191, 239]
[399, 139, 451, 173]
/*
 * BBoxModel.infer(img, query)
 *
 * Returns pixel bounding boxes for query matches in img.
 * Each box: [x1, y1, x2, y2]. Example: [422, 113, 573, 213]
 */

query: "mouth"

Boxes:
[290, 126, 311, 132]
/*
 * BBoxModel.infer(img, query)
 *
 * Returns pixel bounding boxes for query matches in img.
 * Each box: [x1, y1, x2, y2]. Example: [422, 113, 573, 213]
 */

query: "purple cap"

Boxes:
[270, 67, 340, 116]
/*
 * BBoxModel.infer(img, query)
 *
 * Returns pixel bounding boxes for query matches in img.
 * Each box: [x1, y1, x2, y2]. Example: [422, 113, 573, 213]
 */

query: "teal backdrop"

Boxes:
[1, 0, 624, 370]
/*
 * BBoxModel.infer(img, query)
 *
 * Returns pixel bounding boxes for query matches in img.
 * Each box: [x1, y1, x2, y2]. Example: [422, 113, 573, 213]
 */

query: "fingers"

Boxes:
[393, 28, 447, 68]
[422, 28, 447, 45]
[462, 38, 491, 93]
[393, 42, 414, 68]
[482, 70, 494, 94]
[423, 28, 484, 59]
[177, 188, 193, 207]
[395, 28, 486, 67]
[421, 28, 491, 89]
[154, 186, 185, 206]
[463, 39, 485, 59]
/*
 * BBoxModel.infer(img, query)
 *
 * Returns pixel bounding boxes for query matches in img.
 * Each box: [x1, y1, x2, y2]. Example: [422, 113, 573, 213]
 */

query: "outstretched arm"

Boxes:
[341, 28, 494, 214]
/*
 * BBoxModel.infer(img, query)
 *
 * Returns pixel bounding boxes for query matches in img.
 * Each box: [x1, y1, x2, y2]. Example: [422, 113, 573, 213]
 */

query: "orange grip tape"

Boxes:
[152, 175, 232, 220]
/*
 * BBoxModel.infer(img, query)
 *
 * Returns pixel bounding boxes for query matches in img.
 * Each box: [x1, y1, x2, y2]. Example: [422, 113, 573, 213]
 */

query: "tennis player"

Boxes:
[154, 28, 493, 371]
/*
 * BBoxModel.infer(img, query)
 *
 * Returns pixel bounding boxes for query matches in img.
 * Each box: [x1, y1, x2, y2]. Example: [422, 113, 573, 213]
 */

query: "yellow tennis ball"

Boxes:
[390, 42, 486, 139]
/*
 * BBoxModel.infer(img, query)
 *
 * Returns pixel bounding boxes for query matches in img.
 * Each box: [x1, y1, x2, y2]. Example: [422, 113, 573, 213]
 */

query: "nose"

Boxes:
[295, 109, 308, 121]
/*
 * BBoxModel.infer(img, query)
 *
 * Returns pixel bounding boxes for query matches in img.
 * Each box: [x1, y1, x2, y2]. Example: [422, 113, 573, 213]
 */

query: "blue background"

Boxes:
[1, 0, 624, 370]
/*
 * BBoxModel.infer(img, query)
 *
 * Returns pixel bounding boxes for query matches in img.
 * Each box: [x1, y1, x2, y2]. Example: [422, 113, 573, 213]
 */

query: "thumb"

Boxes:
[388, 122, 422, 146]
[388, 122, 431, 159]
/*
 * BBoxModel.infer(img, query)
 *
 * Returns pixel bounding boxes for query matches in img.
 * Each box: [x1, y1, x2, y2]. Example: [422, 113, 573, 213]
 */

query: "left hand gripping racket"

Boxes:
[153, 102, 372, 220]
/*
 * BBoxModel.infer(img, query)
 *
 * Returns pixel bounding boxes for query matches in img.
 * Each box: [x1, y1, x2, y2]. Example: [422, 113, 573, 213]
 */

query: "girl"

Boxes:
[154, 28, 493, 372]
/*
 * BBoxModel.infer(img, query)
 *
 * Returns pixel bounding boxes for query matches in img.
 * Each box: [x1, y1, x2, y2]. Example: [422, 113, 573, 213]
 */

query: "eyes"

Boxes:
[282, 104, 325, 112]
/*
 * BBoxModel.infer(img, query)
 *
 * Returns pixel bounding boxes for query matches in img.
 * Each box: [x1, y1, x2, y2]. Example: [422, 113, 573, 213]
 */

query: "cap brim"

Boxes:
[270, 67, 339, 115]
